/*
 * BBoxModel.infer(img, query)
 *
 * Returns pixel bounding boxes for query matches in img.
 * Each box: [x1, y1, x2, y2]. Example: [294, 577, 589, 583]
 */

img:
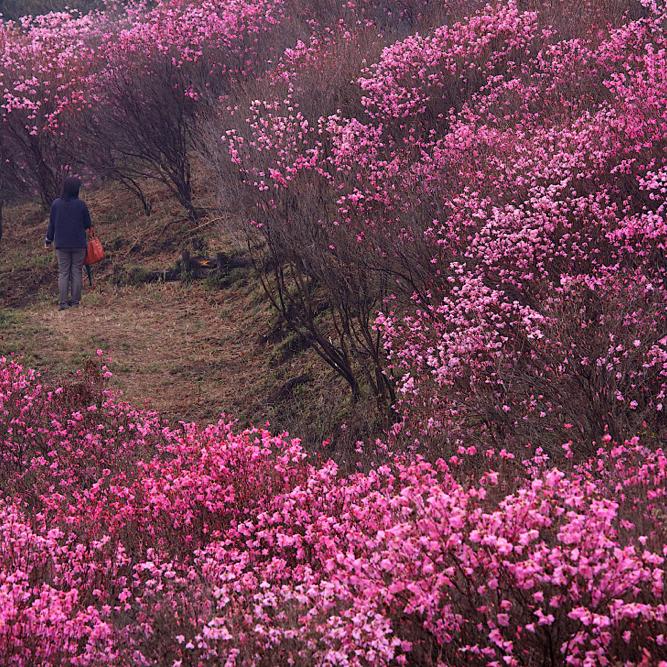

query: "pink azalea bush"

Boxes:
[0, 0, 291, 213]
[0, 10, 103, 204]
[1, 357, 666, 665]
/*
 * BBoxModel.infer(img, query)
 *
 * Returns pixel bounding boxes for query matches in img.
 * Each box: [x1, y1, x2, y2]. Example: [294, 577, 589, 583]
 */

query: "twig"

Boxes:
[183, 215, 228, 238]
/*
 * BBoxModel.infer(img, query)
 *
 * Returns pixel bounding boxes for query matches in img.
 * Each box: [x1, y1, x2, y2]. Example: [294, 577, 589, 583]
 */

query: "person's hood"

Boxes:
[62, 177, 81, 200]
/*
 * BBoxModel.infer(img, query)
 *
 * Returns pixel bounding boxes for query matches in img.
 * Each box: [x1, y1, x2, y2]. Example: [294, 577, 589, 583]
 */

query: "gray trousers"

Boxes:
[56, 248, 86, 306]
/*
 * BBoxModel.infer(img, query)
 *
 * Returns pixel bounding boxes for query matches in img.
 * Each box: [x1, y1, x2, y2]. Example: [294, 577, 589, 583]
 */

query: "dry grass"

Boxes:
[1, 280, 341, 427]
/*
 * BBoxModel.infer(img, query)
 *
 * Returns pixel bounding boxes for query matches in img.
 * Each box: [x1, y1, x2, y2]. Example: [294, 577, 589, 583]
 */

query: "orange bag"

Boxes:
[84, 228, 105, 265]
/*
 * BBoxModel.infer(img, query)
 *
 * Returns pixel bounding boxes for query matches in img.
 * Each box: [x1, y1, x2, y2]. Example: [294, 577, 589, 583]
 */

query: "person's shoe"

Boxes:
[58, 303, 69, 311]
[70, 302, 80, 308]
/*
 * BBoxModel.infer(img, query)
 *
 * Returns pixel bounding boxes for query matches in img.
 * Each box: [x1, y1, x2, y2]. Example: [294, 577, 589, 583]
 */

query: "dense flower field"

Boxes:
[1, 357, 666, 665]
[2, 0, 667, 663]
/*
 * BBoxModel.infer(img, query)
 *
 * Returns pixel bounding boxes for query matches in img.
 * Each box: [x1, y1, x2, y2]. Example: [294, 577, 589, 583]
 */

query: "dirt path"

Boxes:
[1, 281, 319, 425]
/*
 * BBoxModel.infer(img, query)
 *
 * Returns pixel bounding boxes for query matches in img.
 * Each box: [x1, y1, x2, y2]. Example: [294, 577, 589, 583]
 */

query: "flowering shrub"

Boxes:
[0, 0, 290, 215]
[221, 0, 667, 454]
[0, 11, 102, 205]
[371, 5, 667, 452]
[358, 1, 539, 123]
[1, 357, 666, 665]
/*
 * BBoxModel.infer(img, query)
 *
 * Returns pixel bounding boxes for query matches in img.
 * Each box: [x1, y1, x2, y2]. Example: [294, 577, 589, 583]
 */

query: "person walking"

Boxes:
[45, 177, 92, 310]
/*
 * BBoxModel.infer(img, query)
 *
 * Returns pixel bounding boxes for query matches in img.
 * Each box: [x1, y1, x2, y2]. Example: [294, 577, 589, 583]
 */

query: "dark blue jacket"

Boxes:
[46, 197, 92, 249]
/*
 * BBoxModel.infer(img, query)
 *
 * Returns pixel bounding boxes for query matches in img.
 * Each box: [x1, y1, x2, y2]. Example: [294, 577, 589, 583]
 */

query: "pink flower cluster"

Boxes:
[358, 2, 539, 120]
[0, 0, 286, 124]
[107, 0, 285, 74]
[1, 357, 666, 665]
[0, 12, 98, 135]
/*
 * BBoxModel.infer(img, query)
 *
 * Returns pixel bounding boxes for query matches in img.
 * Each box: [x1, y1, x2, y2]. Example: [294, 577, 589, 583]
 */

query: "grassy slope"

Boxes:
[0, 179, 358, 447]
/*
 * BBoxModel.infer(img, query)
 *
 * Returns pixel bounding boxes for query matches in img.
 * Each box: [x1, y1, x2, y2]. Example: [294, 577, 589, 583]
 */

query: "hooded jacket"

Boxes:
[46, 182, 92, 249]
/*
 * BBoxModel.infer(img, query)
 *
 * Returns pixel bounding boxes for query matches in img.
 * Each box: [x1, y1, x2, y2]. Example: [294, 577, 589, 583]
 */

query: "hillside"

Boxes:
[1, 0, 665, 664]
